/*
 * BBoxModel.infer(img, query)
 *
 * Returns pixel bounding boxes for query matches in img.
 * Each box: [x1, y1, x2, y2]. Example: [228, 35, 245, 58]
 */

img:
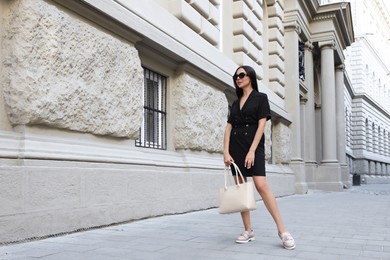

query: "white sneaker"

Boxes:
[278, 232, 296, 250]
[235, 230, 255, 244]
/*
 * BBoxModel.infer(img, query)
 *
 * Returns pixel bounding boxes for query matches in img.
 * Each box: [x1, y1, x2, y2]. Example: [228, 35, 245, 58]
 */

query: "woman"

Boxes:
[223, 65, 295, 250]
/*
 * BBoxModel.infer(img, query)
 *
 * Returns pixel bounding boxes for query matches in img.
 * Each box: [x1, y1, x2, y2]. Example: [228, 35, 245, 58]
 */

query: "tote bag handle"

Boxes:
[224, 162, 245, 189]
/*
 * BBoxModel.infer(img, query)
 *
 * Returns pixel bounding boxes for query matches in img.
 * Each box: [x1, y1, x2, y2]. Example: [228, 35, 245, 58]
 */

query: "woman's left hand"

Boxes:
[245, 151, 255, 169]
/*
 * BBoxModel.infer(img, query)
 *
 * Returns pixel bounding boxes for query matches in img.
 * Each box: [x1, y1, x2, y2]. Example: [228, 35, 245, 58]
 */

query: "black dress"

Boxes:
[227, 90, 271, 177]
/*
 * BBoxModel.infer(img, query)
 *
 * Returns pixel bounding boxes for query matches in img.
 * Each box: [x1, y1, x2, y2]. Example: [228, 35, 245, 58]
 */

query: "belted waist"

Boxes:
[233, 123, 257, 128]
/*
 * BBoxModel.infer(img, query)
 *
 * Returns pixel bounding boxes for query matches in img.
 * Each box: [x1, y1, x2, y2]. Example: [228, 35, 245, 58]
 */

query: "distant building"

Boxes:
[0, 0, 353, 243]
[322, 0, 390, 183]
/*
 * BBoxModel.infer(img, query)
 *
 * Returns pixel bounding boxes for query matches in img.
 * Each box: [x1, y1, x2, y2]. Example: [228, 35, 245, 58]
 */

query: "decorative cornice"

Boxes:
[313, 13, 337, 21]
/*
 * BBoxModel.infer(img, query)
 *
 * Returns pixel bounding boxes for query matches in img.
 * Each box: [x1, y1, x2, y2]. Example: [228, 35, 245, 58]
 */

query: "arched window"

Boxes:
[385, 130, 388, 156]
[347, 109, 352, 148]
[372, 123, 377, 153]
[382, 128, 386, 155]
[378, 126, 382, 155]
[345, 108, 350, 148]
[365, 119, 371, 152]
[387, 132, 390, 157]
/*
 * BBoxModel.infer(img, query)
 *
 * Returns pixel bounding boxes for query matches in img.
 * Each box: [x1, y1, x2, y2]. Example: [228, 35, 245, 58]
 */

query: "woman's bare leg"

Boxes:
[234, 175, 252, 231]
[252, 176, 287, 233]
[240, 211, 252, 231]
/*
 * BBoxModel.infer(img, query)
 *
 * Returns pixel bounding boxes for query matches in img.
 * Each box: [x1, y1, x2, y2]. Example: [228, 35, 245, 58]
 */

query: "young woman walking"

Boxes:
[223, 65, 296, 250]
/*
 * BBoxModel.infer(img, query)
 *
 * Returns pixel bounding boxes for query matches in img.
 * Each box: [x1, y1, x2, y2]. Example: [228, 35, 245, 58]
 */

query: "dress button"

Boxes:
[244, 132, 247, 135]
[246, 124, 249, 127]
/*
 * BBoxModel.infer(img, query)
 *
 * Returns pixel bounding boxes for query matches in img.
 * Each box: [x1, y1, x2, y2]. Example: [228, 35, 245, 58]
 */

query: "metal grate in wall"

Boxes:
[135, 68, 167, 150]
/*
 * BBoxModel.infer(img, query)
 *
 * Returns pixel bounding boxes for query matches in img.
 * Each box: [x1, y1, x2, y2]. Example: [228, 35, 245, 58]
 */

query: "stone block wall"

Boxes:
[0, 0, 298, 244]
[0, 161, 224, 243]
[0, 1, 11, 131]
[172, 73, 228, 152]
[267, 0, 285, 99]
[0, 0, 231, 244]
[272, 120, 291, 164]
[161, 0, 220, 46]
[2, 0, 144, 138]
[231, 0, 265, 79]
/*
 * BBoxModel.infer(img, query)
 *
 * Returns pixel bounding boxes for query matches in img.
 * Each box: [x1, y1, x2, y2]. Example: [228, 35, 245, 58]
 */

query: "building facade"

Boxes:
[0, 0, 353, 243]
[323, 0, 390, 183]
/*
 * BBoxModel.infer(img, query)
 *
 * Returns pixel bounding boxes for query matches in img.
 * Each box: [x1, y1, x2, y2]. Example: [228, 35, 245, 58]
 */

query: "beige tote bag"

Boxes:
[218, 162, 257, 214]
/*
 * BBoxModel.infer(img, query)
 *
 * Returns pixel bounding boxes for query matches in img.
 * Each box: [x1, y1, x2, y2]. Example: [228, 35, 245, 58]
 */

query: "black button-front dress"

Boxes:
[227, 90, 271, 177]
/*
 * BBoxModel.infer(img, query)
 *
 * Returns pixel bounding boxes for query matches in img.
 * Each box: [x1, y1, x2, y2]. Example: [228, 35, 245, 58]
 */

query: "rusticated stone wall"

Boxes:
[1, 0, 143, 138]
[264, 120, 272, 161]
[272, 121, 291, 164]
[160, 0, 220, 46]
[0, 1, 11, 131]
[172, 73, 228, 153]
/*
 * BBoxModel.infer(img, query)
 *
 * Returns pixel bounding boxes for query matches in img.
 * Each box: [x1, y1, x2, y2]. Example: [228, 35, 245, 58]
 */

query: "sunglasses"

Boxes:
[233, 72, 248, 80]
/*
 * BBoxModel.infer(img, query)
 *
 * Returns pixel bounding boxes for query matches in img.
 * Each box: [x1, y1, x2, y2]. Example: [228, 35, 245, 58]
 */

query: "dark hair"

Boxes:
[232, 65, 259, 98]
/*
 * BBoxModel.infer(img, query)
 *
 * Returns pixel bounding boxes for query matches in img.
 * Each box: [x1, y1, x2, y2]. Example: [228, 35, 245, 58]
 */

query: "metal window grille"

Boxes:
[299, 41, 305, 81]
[135, 68, 167, 150]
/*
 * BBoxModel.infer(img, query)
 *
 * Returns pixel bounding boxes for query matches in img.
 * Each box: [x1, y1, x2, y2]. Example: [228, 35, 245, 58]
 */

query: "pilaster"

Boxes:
[284, 21, 302, 163]
[284, 21, 307, 194]
[303, 41, 317, 189]
[335, 65, 350, 188]
[303, 41, 316, 163]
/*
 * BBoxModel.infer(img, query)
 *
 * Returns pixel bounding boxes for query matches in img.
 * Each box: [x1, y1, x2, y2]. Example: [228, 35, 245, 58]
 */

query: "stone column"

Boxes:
[316, 40, 342, 191]
[303, 41, 317, 188]
[284, 21, 307, 194]
[335, 65, 350, 187]
[319, 40, 338, 164]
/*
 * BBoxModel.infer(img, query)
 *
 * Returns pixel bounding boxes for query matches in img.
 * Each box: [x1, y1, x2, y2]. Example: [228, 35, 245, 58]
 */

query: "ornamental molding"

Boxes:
[284, 21, 301, 34]
[313, 13, 337, 21]
[336, 64, 345, 72]
[319, 40, 335, 50]
[304, 41, 314, 51]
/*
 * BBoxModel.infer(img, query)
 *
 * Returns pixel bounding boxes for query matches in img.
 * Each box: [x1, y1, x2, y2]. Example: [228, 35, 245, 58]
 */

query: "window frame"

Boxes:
[135, 67, 167, 150]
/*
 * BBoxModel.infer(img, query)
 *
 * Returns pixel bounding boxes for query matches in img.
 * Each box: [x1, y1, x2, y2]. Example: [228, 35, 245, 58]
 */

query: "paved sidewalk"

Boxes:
[1, 184, 390, 260]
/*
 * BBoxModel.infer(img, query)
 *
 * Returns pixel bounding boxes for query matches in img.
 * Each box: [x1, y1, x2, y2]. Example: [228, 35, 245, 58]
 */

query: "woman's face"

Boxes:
[234, 68, 251, 89]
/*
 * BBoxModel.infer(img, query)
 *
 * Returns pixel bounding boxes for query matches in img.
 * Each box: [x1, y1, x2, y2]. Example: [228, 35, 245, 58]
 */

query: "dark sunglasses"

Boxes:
[233, 72, 248, 80]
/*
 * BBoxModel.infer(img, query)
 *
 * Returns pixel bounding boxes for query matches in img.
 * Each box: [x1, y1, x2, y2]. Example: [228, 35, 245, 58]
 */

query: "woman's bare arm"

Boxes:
[223, 123, 234, 166]
[245, 118, 267, 168]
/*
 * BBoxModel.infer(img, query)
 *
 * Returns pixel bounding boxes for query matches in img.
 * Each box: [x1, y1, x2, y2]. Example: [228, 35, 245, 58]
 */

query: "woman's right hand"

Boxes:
[224, 153, 234, 166]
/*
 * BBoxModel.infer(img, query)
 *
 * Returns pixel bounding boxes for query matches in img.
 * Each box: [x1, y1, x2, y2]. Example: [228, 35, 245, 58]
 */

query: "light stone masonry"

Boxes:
[0, 0, 363, 243]
[163, 0, 220, 46]
[2, 0, 144, 138]
[172, 73, 227, 153]
[272, 121, 291, 164]
[0, 161, 225, 243]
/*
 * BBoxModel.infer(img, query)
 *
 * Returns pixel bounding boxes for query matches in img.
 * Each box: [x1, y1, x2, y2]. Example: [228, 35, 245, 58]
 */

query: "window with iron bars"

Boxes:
[299, 40, 305, 81]
[135, 67, 167, 150]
